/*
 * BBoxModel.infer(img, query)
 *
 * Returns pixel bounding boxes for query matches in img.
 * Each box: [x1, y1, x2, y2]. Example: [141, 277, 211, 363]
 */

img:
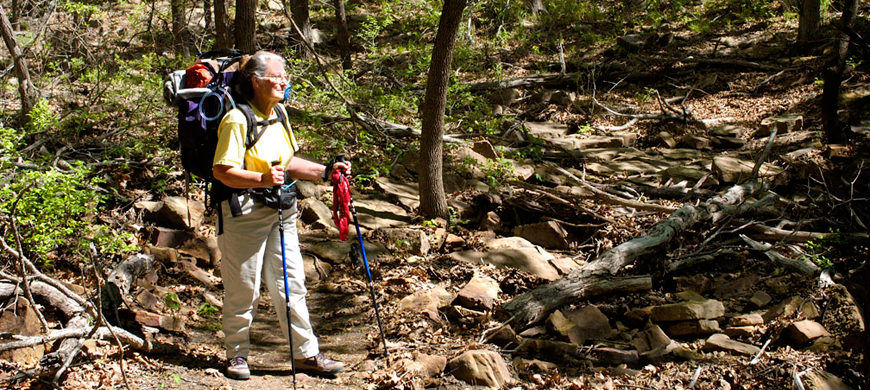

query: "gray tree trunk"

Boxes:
[821, 0, 858, 144]
[214, 0, 232, 50]
[797, 0, 820, 45]
[235, 0, 257, 53]
[333, 0, 351, 70]
[419, 0, 467, 219]
[0, 4, 35, 123]
[170, 0, 190, 57]
[290, 0, 312, 59]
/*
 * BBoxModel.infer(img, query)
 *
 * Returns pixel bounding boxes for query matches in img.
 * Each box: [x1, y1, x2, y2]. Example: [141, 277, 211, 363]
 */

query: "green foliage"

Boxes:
[0, 165, 107, 266]
[165, 293, 182, 312]
[800, 229, 847, 268]
[481, 158, 517, 189]
[197, 303, 220, 317]
[26, 99, 59, 134]
[0, 125, 24, 151]
[61, 0, 102, 20]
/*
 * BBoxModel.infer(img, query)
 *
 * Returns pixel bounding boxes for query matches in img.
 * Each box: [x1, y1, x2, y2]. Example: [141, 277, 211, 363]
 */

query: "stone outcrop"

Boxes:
[448, 350, 513, 388]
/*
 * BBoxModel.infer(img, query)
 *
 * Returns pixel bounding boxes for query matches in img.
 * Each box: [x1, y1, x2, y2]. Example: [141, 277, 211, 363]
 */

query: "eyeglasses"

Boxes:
[259, 74, 289, 83]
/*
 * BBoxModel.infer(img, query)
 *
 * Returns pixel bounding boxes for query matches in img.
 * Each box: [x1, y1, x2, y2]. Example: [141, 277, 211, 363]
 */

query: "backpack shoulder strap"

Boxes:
[274, 104, 292, 138]
[236, 102, 264, 150]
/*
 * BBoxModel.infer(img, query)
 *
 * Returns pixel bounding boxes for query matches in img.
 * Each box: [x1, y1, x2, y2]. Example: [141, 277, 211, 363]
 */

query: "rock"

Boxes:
[617, 34, 648, 51]
[299, 198, 334, 227]
[178, 236, 220, 267]
[548, 305, 613, 344]
[147, 227, 196, 249]
[708, 124, 747, 138]
[762, 296, 820, 323]
[712, 155, 786, 184]
[679, 134, 711, 150]
[713, 274, 761, 299]
[664, 319, 721, 336]
[801, 370, 852, 390]
[407, 352, 447, 378]
[448, 350, 513, 388]
[136, 290, 163, 312]
[632, 324, 672, 353]
[302, 253, 331, 286]
[748, 291, 773, 309]
[512, 357, 559, 373]
[658, 132, 677, 148]
[676, 291, 708, 302]
[730, 313, 764, 326]
[472, 140, 500, 160]
[133, 309, 186, 332]
[723, 325, 762, 339]
[390, 164, 415, 181]
[307, 240, 389, 265]
[663, 166, 719, 187]
[294, 180, 322, 199]
[783, 320, 830, 347]
[380, 227, 430, 256]
[756, 113, 803, 138]
[480, 211, 503, 233]
[711, 136, 746, 149]
[611, 132, 638, 147]
[484, 325, 521, 349]
[703, 333, 760, 356]
[515, 339, 582, 360]
[454, 275, 501, 311]
[444, 233, 466, 251]
[449, 248, 561, 281]
[374, 177, 420, 211]
[825, 284, 865, 350]
[160, 196, 206, 230]
[593, 348, 639, 367]
[524, 122, 572, 139]
[0, 298, 44, 365]
[513, 220, 572, 250]
[489, 88, 520, 106]
[650, 299, 725, 322]
[550, 91, 576, 106]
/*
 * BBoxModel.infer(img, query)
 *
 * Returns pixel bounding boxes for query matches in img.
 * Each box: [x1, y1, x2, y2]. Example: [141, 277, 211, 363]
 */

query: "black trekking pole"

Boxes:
[273, 161, 298, 389]
[334, 155, 389, 357]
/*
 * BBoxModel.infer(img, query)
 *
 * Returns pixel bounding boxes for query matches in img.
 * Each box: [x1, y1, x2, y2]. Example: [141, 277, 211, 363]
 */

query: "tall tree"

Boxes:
[289, 0, 312, 58]
[214, 0, 232, 50]
[170, 0, 190, 57]
[797, 0, 821, 46]
[235, 0, 256, 53]
[203, 0, 213, 29]
[0, 4, 36, 123]
[333, 0, 351, 70]
[821, 0, 858, 144]
[418, 0, 467, 219]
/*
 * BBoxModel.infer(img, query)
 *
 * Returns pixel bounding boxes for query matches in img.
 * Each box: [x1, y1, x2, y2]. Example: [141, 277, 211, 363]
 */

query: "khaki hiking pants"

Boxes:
[218, 192, 319, 360]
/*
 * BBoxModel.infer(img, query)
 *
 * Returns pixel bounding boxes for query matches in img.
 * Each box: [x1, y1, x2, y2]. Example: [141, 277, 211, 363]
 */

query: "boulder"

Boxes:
[513, 220, 572, 250]
[380, 227, 430, 256]
[756, 114, 803, 138]
[158, 196, 206, 230]
[783, 320, 830, 347]
[729, 313, 764, 326]
[762, 296, 820, 323]
[472, 140, 500, 160]
[454, 275, 501, 311]
[650, 299, 725, 322]
[299, 198, 334, 229]
[703, 333, 760, 356]
[374, 177, 420, 211]
[664, 319, 721, 336]
[449, 248, 561, 281]
[0, 298, 44, 365]
[801, 370, 852, 390]
[712, 156, 786, 184]
[448, 350, 513, 388]
[748, 291, 773, 309]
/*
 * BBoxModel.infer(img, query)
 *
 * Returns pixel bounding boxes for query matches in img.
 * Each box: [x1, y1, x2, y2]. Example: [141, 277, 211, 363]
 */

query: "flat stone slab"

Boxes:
[449, 248, 560, 281]
[375, 177, 420, 211]
[352, 197, 412, 232]
[525, 122, 572, 139]
[703, 333, 760, 356]
[650, 299, 725, 322]
[712, 155, 786, 184]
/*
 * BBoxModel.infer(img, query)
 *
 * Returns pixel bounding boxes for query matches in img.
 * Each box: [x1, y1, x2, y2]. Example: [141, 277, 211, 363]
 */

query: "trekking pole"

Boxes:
[334, 155, 389, 357]
[272, 160, 298, 389]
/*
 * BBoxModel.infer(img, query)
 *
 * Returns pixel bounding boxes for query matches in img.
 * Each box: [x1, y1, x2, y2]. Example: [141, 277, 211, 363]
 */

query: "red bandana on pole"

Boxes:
[332, 169, 351, 241]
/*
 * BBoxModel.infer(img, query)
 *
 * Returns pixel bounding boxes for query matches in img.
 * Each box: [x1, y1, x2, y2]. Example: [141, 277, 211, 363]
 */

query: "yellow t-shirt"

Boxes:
[213, 104, 299, 174]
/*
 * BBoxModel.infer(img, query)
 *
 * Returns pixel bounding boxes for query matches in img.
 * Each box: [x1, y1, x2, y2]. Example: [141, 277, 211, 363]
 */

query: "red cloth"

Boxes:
[185, 63, 213, 88]
[332, 170, 351, 241]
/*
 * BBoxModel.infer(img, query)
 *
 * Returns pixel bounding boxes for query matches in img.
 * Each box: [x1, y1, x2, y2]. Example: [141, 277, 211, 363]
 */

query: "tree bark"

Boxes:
[821, 0, 858, 144]
[499, 182, 763, 328]
[234, 0, 257, 53]
[499, 275, 652, 329]
[170, 0, 189, 58]
[333, 0, 351, 70]
[213, 0, 232, 50]
[419, 0, 467, 219]
[289, 0, 312, 59]
[797, 0, 820, 46]
[0, 4, 36, 123]
[203, 0, 213, 29]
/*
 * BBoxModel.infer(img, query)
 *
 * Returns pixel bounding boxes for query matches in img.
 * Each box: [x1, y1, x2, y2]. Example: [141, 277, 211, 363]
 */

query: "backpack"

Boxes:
[163, 49, 293, 212]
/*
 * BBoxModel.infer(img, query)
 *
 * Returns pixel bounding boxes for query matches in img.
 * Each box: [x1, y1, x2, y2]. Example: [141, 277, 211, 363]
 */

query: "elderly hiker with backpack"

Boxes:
[212, 51, 349, 380]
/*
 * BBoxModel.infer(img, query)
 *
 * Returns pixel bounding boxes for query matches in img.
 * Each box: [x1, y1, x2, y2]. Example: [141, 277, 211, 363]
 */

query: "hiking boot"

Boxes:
[227, 356, 251, 380]
[294, 353, 345, 375]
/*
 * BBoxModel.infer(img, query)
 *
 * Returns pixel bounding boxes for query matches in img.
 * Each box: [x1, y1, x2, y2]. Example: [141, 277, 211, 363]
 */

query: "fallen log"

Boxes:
[497, 274, 652, 329]
[499, 182, 764, 328]
[740, 235, 820, 275]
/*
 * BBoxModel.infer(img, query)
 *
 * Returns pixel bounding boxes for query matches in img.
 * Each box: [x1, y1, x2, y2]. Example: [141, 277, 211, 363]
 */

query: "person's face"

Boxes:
[255, 59, 288, 102]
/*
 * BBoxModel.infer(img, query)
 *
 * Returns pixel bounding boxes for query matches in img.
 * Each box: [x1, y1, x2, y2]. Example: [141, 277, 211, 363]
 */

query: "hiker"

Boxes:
[212, 51, 349, 380]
